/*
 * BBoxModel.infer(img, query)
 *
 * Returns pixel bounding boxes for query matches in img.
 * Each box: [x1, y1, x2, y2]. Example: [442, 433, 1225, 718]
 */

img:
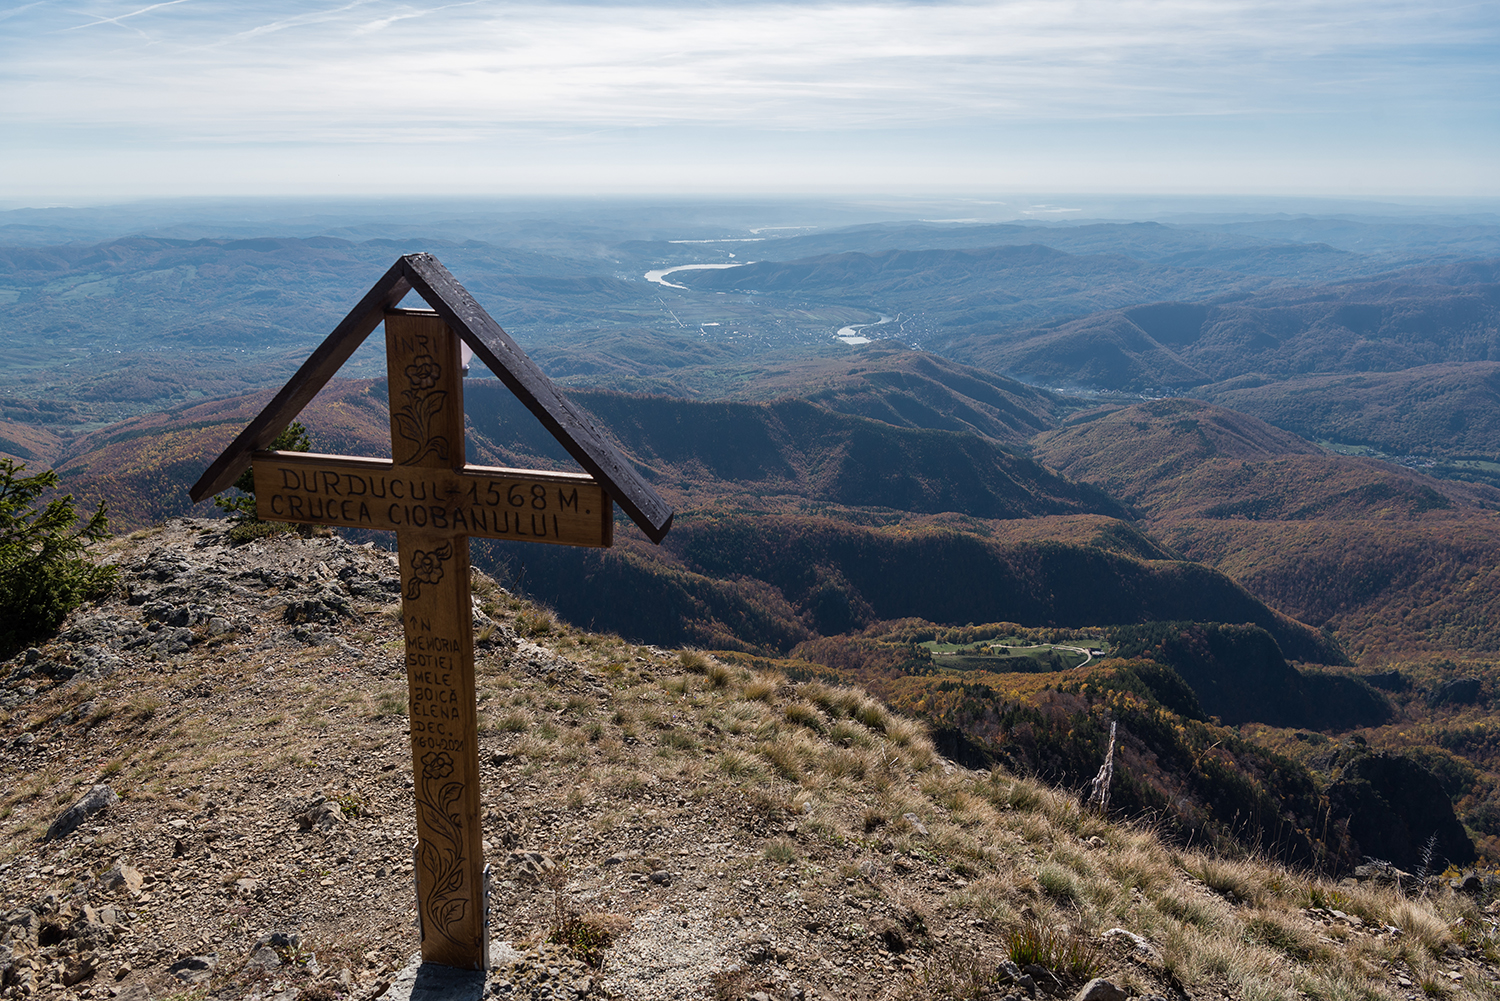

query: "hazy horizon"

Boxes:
[5, 192, 1500, 250]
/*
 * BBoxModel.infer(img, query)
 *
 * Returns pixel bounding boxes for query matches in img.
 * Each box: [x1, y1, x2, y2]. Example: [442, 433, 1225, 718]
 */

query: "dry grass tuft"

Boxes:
[125, 692, 165, 723]
[853, 698, 890, 732]
[820, 745, 871, 780]
[1036, 861, 1082, 904]
[1100, 835, 1171, 894]
[827, 717, 873, 748]
[783, 701, 824, 732]
[1391, 900, 1453, 956]
[1246, 908, 1326, 962]
[1185, 853, 1272, 906]
[1151, 886, 1224, 929]
[494, 708, 533, 733]
[895, 944, 998, 1001]
[718, 750, 759, 779]
[760, 735, 809, 781]
[739, 676, 776, 701]
[1004, 916, 1102, 982]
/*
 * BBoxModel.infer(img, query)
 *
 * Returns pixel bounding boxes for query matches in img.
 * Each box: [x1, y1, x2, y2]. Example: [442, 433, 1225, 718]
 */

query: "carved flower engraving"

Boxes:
[415, 750, 468, 945]
[405, 355, 441, 390]
[421, 751, 455, 780]
[395, 353, 449, 463]
[406, 542, 453, 600]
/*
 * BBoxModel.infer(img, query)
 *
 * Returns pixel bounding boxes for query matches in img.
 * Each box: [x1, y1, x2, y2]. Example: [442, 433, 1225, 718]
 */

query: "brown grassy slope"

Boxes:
[782, 619, 1414, 871]
[42, 377, 1114, 534]
[528, 343, 1071, 449]
[1198, 362, 1500, 459]
[1, 521, 1495, 1001]
[0, 418, 64, 467]
[1031, 398, 1500, 659]
[39, 380, 401, 530]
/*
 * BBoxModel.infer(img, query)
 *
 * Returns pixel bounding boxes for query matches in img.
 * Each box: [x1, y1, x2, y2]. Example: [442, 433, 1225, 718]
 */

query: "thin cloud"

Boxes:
[1, 0, 1496, 198]
[62, 0, 195, 31]
[0, 1, 56, 25]
[230, 1, 381, 43]
[355, 0, 490, 34]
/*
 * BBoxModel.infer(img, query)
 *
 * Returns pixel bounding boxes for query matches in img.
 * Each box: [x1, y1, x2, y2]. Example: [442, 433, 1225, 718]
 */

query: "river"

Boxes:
[644, 263, 747, 290]
[836, 315, 894, 345]
[645, 261, 893, 346]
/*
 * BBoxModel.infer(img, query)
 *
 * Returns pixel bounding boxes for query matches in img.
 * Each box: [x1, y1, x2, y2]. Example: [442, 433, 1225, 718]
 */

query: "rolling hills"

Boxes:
[937, 263, 1500, 394]
[24, 367, 1101, 530]
[21, 362, 1498, 669]
[17, 373, 1346, 668]
[654, 219, 1388, 278]
[7, 219, 1499, 512]
[672, 244, 1272, 335]
[1196, 362, 1500, 462]
[1030, 398, 1500, 660]
[12, 220, 1477, 430]
[525, 341, 1072, 447]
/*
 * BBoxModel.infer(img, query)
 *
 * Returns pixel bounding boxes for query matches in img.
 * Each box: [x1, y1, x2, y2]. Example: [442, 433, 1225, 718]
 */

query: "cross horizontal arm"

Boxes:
[251, 451, 613, 549]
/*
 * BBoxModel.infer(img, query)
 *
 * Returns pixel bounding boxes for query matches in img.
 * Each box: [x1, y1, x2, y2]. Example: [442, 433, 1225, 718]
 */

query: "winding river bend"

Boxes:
[645, 260, 893, 346]
[644, 263, 746, 289]
[836, 315, 894, 345]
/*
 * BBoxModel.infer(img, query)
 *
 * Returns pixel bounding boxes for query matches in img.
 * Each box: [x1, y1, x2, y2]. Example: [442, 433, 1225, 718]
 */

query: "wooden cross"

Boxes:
[192, 256, 673, 971]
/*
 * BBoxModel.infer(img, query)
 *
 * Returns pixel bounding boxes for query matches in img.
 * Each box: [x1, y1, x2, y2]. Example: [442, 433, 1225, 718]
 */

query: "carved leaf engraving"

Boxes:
[395, 353, 450, 463]
[415, 750, 468, 946]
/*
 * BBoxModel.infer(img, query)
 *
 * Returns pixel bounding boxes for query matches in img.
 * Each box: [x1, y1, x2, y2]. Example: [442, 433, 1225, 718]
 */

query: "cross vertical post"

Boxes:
[386, 309, 487, 969]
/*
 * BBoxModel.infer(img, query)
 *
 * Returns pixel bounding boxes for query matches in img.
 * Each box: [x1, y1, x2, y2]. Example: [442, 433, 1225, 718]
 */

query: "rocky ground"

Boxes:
[2, 520, 1499, 1001]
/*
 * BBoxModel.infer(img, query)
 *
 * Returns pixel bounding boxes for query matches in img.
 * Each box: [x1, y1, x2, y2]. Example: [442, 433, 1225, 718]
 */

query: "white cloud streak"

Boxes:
[4, 0, 1494, 139]
[1, 0, 1494, 197]
[62, 0, 198, 33]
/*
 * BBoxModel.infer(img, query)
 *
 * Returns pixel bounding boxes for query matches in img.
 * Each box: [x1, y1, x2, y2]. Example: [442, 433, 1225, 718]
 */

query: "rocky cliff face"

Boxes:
[1328, 753, 1477, 872]
[0, 520, 1494, 1001]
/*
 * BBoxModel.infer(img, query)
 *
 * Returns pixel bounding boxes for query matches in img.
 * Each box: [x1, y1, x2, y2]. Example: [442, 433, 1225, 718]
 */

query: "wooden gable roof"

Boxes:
[190, 253, 673, 544]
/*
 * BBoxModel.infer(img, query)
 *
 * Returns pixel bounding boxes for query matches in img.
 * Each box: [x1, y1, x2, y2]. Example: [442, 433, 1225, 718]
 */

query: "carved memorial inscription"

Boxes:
[252, 456, 611, 546]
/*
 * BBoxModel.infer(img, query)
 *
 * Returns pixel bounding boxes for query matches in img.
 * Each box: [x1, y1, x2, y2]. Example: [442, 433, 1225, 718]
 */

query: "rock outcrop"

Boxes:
[1328, 752, 1477, 871]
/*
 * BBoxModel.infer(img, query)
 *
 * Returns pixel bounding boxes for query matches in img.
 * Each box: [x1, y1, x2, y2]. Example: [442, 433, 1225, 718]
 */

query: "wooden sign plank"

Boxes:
[251, 452, 614, 548]
[400, 541, 484, 969]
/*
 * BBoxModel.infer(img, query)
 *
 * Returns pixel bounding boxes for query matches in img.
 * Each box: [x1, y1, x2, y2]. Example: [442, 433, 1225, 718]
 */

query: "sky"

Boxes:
[2, 0, 1497, 204]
